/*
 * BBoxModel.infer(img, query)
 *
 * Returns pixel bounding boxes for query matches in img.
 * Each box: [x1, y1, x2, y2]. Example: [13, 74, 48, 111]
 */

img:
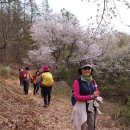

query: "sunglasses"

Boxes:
[82, 66, 91, 70]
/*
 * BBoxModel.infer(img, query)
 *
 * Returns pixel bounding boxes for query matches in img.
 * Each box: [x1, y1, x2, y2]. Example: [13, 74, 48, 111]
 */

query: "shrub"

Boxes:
[99, 84, 111, 98]
[57, 68, 75, 86]
[52, 81, 72, 98]
[117, 96, 130, 127]
[0, 66, 11, 78]
[58, 68, 70, 80]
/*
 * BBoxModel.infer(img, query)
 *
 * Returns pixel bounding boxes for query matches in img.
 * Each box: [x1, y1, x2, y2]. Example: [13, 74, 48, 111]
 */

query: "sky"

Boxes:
[37, 0, 130, 34]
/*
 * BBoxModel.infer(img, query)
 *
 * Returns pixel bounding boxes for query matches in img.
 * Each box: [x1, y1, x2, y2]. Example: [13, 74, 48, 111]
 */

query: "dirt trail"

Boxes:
[0, 78, 123, 130]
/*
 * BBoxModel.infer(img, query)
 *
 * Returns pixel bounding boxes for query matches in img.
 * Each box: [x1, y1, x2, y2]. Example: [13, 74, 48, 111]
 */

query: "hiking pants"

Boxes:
[41, 87, 52, 105]
[22, 80, 29, 95]
[33, 84, 39, 95]
[20, 79, 22, 86]
[36, 85, 39, 94]
[81, 112, 95, 130]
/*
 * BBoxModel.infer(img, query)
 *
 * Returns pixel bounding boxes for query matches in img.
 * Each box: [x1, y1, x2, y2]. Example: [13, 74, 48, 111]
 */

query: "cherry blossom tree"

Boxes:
[25, 11, 130, 81]
[28, 13, 100, 70]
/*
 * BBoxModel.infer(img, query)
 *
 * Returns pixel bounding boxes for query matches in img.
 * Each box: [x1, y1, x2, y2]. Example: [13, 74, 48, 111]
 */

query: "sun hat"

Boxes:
[81, 64, 92, 69]
[42, 65, 49, 72]
[78, 60, 93, 75]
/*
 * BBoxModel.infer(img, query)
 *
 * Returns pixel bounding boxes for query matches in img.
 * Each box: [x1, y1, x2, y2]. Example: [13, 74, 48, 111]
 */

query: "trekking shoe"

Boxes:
[43, 105, 47, 108]
[47, 102, 50, 106]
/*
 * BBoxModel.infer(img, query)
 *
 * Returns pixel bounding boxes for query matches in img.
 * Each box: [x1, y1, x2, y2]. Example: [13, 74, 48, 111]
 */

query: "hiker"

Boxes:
[40, 65, 54, 108]
[32, 70, 40, 95]
[20, 67, 33, 95]
[36, 71, 41, 93]
[25, 66, 33, 83]
[71, 62, 100, 130]
[20, 68, 29, 94]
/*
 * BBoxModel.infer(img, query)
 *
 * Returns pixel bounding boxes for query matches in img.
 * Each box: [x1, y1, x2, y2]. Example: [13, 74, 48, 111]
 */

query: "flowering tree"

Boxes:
[94, 32, 130, 81]
[25, 11, 130, 82]
[24, 45, 54, 66]
[27, 13, 100, 70]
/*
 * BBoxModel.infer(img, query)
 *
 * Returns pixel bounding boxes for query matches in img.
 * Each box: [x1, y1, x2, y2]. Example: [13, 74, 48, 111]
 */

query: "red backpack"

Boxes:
[20, 70, 27, 80]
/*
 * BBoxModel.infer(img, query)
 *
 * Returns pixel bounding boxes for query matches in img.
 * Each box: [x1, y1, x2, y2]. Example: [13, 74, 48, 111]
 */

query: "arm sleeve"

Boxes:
[29, 72, 33, 80]
[73, 80, 92, 102]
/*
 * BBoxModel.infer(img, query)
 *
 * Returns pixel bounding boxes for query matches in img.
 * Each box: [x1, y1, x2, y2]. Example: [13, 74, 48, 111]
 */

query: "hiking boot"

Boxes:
[47, 102, 50, 106]
[43, 105, 47, 108]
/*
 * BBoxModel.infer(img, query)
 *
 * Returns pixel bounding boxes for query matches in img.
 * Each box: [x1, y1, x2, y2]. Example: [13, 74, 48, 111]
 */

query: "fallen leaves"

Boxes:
[0, 78, 125, 130]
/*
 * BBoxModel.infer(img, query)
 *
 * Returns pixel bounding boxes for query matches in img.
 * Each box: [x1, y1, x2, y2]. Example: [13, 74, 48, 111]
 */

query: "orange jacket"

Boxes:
[29, 71, 33, 80]
[33, 76, 38, 84]
[32, 71, 39, 84]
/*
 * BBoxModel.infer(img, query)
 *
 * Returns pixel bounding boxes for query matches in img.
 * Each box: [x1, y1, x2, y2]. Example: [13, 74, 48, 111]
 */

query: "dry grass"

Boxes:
[0, 77, 128, 130]
[0, 78, 74, 130]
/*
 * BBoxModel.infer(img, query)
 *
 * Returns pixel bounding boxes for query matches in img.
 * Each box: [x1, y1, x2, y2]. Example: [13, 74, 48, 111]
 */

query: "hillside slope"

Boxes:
[0, 77, 124, 130]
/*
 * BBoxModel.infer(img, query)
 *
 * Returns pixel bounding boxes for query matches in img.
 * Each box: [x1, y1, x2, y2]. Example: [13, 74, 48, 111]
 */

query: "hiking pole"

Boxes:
[94, 107, 97, 130]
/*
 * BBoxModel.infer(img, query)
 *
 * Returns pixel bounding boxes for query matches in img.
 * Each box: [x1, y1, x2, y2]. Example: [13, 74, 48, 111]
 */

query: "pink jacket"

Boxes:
[73, 79, 99, 102]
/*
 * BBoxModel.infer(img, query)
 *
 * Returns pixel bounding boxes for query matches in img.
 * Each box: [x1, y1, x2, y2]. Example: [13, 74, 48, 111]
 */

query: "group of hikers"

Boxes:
[18, 61, 102, 130]
[19, 65, 54, 108]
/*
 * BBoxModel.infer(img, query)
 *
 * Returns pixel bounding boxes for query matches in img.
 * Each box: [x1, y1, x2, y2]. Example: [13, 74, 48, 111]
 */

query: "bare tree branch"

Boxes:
[112, 0, 130, 27]
[92, 0, 106, 36]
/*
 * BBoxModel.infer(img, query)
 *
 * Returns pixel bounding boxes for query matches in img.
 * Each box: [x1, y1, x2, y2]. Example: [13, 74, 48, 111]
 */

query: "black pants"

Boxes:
[19, 77, 22, 86]
[41, 87, 52, 105]
[22, 80, 29, 94]
[33, 84, 39, 95]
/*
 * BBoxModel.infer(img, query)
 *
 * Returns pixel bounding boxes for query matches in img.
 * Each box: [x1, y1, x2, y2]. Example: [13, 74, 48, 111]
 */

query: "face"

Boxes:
[81, 67, 92, 76]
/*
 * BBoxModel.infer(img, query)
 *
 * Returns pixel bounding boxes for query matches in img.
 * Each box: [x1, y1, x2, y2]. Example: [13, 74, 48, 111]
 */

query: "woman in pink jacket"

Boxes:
[72, 62, 99, 130]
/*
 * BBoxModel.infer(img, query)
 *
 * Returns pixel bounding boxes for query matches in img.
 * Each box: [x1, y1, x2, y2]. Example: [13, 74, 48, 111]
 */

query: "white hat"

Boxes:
[81, 64, 93, 69]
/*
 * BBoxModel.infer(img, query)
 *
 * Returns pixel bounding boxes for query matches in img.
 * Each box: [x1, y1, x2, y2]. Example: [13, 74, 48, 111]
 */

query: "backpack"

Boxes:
[41, 72, 54, 87]
[71, 79, 97, 106]
[20, 70, 28, 80]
